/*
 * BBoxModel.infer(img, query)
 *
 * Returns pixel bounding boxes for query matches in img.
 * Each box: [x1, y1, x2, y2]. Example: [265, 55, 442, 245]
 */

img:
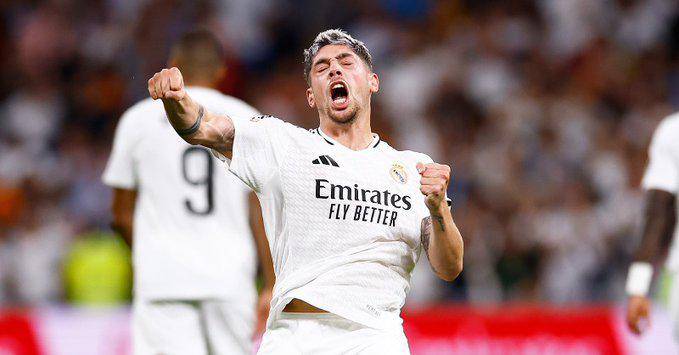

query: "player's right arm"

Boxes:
[148, 67, 235, 157]
[626, 118, 679, 335]
[626, 190, 675, 334]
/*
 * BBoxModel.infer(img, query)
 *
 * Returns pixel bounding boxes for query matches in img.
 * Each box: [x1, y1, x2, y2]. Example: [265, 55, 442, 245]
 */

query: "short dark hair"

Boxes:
[169, 29, 225, 82]
[303, 29, 373, 85]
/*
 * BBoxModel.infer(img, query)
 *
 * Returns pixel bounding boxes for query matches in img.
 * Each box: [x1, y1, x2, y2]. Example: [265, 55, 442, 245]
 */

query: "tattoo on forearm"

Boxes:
[421, 217, 432, 253]
[432, 214, 445, 231]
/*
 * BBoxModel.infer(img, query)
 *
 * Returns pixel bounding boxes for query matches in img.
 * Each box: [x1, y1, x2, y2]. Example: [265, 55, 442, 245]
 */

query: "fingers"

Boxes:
[154, 73, 164, 99]
[627, 312, 642, 334]
[420, 183, 446, 196]
[420, 177, 447, 186]
[169, 67, 183, 91]
[628, 313, 648, 335]
[418, 162, 451, 198]
[147, 73, 159, 99]
[627, 297, 651, 335]
[417, 162, 451, 180]
[147, 67, 184, 100]
[159, 69, 170, 95]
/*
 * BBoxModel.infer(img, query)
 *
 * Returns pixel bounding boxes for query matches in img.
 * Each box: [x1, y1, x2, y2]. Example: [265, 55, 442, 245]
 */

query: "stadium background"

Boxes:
[1, 0, 679, 353]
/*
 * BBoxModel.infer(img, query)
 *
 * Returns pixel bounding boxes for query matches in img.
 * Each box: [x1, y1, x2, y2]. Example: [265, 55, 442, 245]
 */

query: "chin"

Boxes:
[328, 106, 358, 124]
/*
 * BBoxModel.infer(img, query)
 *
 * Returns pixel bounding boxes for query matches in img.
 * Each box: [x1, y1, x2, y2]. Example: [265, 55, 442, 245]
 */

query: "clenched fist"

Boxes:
[148, 67, 186, 102]
[417, 162, 451, 211]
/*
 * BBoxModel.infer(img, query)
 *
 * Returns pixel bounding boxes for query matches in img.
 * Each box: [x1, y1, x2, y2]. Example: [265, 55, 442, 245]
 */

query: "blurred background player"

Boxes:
[626, 112, 679, 338]
[102, 29, 274, 355]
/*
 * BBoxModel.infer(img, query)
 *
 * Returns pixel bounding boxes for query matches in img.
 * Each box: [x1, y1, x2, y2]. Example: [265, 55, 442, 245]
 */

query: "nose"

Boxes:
[328, 62, 343, 78]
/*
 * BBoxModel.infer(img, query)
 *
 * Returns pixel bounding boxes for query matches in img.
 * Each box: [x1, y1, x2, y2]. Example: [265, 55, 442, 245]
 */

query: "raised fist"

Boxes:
[417, 161, 451, 211]
[147, 67, 186, 101]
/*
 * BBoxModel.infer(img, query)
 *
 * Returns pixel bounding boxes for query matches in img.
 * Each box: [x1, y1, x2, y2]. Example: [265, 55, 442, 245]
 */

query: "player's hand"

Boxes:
[147, 67, 186, 102]
[255, 288, 272, 335]
[626, 295, 651, 335]
[417, 162, 451, 211]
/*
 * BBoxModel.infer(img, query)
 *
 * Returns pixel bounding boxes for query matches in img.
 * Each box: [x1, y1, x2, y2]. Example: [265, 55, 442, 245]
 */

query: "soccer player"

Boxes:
[626, 113, 679, 338]
[147, 29, 464, 353]
[104, 30, 274, 355]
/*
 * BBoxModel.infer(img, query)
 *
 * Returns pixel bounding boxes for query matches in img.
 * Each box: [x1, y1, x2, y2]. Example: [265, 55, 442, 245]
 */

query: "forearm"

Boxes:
[425, 202, 464, 281]
[161, 96, 234, 153]
[111, 188, 137, 248]
[111, 221, 133, 247]
[633, 189, 676, 263]
[255, 229, 275, 291]
[149, 67, 234, 154]
[161, 94, 200, 137]
[259, 255, 276, 291]
[249, 194, 275, 290]
[626, 190, 675, 298]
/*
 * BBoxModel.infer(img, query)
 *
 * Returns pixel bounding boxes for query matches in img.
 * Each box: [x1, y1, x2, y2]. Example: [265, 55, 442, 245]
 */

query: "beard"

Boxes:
[326, 103, 359, 125]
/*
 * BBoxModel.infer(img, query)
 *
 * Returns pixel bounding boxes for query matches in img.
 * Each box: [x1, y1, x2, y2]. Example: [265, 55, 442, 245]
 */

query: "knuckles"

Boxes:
[422, 163, 451, 181]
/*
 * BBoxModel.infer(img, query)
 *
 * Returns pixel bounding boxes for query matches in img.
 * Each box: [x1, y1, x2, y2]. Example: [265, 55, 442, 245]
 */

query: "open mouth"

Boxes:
[330, 82, 349, 107]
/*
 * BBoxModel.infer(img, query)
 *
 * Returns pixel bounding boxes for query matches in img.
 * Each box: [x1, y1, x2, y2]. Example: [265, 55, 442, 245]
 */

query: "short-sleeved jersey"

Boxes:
[102, 87, 260, 300]
[642, 112, 679, 271]
[213, 116, 434, 330]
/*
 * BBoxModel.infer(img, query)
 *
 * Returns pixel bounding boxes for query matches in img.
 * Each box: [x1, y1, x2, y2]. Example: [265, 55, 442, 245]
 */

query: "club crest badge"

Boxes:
[390, 163, 408, 184]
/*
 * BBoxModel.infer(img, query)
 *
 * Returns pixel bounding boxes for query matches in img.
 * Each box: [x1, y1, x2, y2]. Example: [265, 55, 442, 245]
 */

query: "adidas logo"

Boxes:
[312, 155, 339, 167]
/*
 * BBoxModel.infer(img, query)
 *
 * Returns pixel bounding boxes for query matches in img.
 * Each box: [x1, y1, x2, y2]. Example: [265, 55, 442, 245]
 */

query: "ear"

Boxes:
[369, 72, 379, 94]
[306, 87, 315, 108]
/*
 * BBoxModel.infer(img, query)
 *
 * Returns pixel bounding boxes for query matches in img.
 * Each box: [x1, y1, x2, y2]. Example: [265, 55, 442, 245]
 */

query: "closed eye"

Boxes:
[341, 59, 354, 66]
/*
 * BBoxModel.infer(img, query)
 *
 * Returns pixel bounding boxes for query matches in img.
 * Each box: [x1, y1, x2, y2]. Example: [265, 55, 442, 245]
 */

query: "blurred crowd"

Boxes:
[1, 0, 678, 307]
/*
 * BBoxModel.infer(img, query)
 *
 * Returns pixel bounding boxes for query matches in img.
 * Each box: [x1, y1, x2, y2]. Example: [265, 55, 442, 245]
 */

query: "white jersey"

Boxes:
[102, 87, 260, 300]
[213, 115, 434, 330]
[642, 112, 679, 271]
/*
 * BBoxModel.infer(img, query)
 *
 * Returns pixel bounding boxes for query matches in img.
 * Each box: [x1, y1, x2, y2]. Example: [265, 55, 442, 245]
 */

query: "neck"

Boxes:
[319, 107, 373, 150]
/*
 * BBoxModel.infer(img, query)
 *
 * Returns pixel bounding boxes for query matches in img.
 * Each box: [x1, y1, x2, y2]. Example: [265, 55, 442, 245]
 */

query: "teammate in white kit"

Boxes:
[103, 30, 274, 355]
[626, 112, 679, 339]
[147, 29, 464, 354]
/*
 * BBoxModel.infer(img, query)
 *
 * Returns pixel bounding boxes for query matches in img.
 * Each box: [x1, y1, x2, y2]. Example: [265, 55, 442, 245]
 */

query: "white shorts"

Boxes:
[133, 299, 254, 355]
[257, 312, 410, 355]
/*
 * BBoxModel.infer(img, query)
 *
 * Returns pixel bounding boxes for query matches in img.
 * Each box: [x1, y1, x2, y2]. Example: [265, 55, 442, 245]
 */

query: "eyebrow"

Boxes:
[313, 52, 355, 68]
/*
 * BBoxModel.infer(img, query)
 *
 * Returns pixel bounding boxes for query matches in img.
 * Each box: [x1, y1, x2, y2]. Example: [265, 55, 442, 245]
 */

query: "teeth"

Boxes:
[333, 83, 343, 89]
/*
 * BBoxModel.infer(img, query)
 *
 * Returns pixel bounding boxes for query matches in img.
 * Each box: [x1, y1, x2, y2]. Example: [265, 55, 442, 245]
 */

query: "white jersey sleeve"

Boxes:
[642, 118, 679, 193]
[214, 115, 293, 193]
[102, 109, 141, 189]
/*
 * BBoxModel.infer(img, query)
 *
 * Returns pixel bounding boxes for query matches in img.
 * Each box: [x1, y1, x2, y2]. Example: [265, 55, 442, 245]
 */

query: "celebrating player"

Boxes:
[104, 30, 274, 355]
[147, 29, 464, 354]
[626, 113, 679, 339]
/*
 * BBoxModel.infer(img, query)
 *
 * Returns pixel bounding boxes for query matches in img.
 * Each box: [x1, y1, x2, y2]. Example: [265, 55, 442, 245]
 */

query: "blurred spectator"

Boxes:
[1, 0, 678, 307]
[63, 231, 131, 306]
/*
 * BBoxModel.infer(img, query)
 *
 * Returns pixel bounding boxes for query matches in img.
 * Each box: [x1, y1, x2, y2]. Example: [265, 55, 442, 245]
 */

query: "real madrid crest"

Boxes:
[390, 162, 408, 184]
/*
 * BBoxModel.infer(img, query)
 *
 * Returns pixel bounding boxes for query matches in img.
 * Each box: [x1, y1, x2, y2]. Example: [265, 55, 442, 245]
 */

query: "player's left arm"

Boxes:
[111, 188, 137, 247]
[418, 162, 464, 281]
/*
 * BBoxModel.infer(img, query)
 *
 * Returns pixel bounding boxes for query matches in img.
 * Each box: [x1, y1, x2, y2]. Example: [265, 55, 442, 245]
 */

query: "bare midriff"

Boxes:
[282, 298, 328, 313]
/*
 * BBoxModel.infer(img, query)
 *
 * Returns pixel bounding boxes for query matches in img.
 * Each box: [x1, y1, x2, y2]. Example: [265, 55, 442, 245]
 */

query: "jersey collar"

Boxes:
[313, 128, 381, 149]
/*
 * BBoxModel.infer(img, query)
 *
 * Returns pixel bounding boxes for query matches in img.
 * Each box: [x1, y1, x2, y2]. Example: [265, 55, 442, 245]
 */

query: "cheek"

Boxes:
[312, 86, 326, 103]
